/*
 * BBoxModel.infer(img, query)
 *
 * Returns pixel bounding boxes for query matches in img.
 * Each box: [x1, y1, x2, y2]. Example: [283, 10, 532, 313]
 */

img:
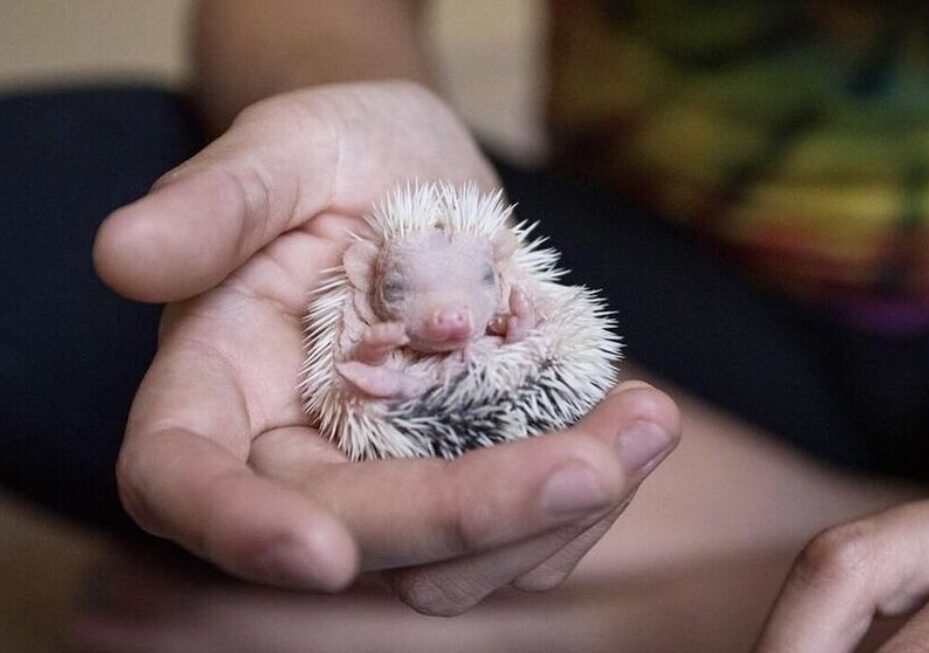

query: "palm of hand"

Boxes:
[127, 80, 499, 469]
[95, 81, 680, 616]
[156, 210, 357, 462]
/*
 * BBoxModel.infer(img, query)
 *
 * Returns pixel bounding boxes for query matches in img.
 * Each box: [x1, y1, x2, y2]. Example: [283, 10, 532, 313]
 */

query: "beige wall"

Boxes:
[0, 0, 547, 160]
[0, 0, 191, 87]
[430, 0, 548, 160]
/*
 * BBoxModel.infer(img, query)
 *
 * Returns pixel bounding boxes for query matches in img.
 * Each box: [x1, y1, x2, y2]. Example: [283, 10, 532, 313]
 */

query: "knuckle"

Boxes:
[560, 435, 627, 500]
[391, 569, 480, 617]
[795, 521, 877, 590]
[216, 165, 273, 235]
[169, 164, 272, 242]
[447, 475, 491, 554]
[442, 438, 626, 556]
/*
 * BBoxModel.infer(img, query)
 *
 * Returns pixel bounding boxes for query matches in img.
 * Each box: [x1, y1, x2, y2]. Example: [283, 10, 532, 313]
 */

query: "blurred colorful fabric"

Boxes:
[548, 0, 929, 328]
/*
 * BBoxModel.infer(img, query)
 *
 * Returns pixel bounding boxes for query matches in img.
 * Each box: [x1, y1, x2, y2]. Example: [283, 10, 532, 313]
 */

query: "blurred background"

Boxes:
[0, 0, 548, 160]
[0, 1, 546, 650]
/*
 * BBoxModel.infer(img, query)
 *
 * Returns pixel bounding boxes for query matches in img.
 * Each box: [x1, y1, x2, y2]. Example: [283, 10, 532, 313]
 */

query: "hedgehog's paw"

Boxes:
[336, 360, 426, 399]
[504, 287, 537, 344]
[354, 322, 410, 365]
[487, 314, 509, 337]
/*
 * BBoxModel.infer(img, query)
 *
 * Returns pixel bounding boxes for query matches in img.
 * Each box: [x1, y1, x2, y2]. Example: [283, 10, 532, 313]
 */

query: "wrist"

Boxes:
[194, 0, 433, 136]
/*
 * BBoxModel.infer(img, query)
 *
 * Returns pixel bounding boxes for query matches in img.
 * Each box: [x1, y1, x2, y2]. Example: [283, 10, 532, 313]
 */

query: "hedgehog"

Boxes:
[299, 182, 621, 460]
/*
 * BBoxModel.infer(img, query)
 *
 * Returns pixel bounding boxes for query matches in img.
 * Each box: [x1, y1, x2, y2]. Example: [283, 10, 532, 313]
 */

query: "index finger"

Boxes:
[755, 503, 929, 652]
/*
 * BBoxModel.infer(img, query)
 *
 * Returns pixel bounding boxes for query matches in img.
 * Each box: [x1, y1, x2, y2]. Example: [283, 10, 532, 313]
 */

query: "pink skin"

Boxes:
[350, 322, 409, 366]
[373, 230, 500, 352]
[488, 286, 537, 343]
[339, 229, 535, 398]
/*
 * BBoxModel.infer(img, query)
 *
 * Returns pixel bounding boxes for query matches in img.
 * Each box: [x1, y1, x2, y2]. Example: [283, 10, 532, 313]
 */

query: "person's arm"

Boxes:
[193, 0, 430, 133]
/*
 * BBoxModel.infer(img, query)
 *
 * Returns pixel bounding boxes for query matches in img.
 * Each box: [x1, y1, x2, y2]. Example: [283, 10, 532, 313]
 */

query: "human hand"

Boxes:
[755, 500, 929, 652]
[93, 80, 682, 614]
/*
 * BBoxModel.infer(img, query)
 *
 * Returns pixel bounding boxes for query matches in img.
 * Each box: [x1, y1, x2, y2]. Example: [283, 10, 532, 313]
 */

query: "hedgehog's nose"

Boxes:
[427, 309, 473, 342]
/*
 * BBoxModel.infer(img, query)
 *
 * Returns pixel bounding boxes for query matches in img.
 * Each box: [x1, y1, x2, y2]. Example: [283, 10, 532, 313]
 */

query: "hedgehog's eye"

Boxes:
[381, 277, 405, 303]
[482, 263, 496, 286]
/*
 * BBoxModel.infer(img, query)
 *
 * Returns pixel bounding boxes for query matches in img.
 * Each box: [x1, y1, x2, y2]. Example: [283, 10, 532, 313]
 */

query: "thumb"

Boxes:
[582, 381, 682, 479]
[92, 99, 338, 303]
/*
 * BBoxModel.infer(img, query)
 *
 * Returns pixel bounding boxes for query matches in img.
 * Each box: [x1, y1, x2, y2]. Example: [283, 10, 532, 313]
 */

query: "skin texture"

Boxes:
[92, 81, 682, 613]
[336, 229, 535, 398]
[755, 500, 929, 653]
[371, 232, 501, 351]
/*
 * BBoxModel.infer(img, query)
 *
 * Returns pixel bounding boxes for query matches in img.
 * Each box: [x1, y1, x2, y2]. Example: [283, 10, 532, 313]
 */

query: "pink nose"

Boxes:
[426, 309, 473, 342]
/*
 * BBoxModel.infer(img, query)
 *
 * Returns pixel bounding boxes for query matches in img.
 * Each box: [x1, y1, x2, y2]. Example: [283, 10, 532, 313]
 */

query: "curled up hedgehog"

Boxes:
[299, 182, 621, 460]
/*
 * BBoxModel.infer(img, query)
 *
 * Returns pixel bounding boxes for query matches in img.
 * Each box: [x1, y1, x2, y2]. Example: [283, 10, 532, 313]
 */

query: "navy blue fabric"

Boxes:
[1, 85, 926, 533]
[0, 86, 204, 531]
[495, 162, 863, 470]
[494, 161, 929, 478]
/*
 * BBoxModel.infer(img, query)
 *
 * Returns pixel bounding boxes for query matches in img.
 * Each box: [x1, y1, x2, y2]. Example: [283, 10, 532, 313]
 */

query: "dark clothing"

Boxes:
[1, 87, 204, 531]
[1, 86, 926, 530]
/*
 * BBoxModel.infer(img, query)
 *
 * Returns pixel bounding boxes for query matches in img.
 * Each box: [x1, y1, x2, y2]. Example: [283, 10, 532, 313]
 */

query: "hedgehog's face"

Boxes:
[373, 231, 504, 353]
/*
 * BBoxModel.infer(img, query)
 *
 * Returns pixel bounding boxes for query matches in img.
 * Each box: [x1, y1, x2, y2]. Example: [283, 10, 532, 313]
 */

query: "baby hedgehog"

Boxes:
[299, 182, 621, 460]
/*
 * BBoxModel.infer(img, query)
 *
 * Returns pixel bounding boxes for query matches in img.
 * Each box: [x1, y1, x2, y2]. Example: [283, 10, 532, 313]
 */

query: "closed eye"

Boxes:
[482, 264, 496, 285]
[381, 277, 405, 303]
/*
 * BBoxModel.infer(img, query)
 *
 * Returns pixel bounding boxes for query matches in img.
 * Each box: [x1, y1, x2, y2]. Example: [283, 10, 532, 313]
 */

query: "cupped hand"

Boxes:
[755, 499, 929, 652]
[94, 80, 682, 615]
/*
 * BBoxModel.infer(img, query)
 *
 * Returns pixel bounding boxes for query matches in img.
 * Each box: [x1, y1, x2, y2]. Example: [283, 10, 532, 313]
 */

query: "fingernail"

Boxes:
[616, 421, 672, 475]
[540, 463, 609, 519]
[608, 381, 654, 396]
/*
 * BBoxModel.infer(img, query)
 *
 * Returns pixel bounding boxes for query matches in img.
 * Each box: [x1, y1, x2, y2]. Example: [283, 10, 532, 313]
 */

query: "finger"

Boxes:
[118, 427, 357, 592]
[93, 83, 497, 303]
[514, 388, 680, 591]
[93, 98, 338, 303]
[120, 341, 357, 591]
[876, 600, 929, 652]
[254, 424, 620, 572]
[511, 501, 633, 594]
[755, 502, 929, 653]
[251, 383, 677, 614]
[384, 384, 680, 615]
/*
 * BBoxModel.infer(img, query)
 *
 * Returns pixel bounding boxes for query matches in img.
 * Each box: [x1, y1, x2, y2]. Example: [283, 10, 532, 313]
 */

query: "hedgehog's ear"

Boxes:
[343, 240, 379, 291]
[492, 228, 519, 262]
